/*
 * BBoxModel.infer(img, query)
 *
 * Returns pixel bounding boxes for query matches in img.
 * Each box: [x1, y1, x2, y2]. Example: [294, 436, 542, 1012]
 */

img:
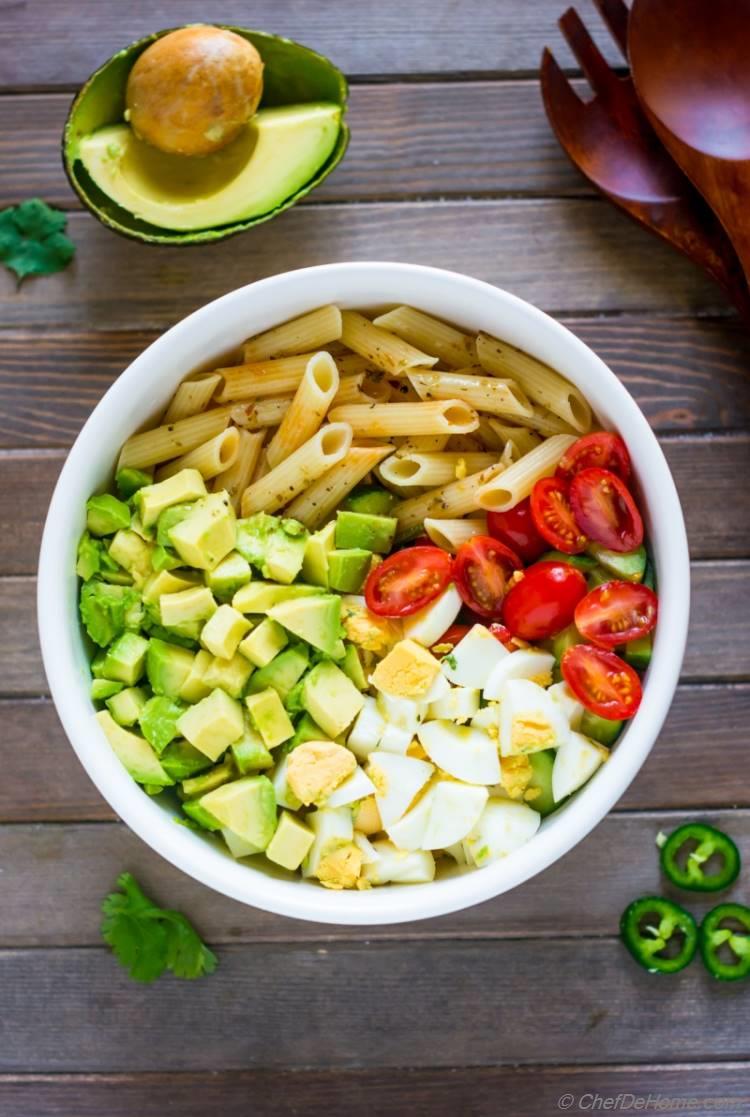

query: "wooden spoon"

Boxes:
[629, 0, 750, 285]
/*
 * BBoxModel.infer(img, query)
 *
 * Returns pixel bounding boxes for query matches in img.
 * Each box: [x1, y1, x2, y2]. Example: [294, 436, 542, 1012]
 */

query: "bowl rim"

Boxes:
[38, 261, 690, 925]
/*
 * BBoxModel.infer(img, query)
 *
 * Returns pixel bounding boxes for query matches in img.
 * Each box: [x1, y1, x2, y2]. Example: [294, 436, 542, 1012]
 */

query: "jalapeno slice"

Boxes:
[699, 903, 750, 982]
[620, 896, 698, 974]
[660, 823, 741, 892]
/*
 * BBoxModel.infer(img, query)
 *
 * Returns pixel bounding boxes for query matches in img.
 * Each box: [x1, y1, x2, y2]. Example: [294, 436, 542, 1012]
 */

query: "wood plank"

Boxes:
[2, 684, 748, 823]
[2, 939, 748, 1071]
[2, 1064, 749, 1117]
[2, 810, 748, 946]
[0, 1, 623, 87]
[0, 202, 724, 329]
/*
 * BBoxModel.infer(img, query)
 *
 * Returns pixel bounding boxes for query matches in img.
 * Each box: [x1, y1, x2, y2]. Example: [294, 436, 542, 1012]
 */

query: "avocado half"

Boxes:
[62, 26, 350, 245]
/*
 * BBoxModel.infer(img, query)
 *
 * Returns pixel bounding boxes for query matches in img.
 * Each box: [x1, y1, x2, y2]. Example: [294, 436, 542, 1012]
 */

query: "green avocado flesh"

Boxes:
[78, 104, 342, 232]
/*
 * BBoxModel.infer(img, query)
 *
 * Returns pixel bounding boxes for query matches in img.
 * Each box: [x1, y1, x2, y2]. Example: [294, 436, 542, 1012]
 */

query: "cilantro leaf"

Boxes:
[0, 199, 76, 282]
[101, 872, 217, 983]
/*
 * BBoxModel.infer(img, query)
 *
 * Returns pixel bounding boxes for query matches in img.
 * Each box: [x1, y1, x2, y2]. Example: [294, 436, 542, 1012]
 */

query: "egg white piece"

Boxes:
[547, 680, 584, 731]
[443, 841, 469, 865]
[376, 692, 425, 754]
[441, 624, 509, 688]
[367, 751, 434, 825]
[402, 582, 463, 647]
[422, 669, 452, 704]
[271, 753, 301, 810]
[347, 696, 386, 760]
[429, 686, 481, 722]
[353, 830, 380, 864]
[417, 720, 501, 785]
[470, 704, 500, 734]
[499, 678, 570, 757]
[483, 649, 556, 699]
[464, 799, 541, 867]
[421, 781, 489, 850]
[325, 765, 377, 807]
[361, 840, 436, 884]
[301, 806, 354, 878]
[386, 785, 435, 850]
[552, 731, 608, 802]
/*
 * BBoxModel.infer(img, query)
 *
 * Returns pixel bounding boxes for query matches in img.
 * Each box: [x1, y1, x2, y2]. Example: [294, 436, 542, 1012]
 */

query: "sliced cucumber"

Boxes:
[625, 634, 653, 670]
[540, 550, 598, 572]
[587, 543, 646, 583]
[527, 750, 556, 816]
[580, 709, 623, 746]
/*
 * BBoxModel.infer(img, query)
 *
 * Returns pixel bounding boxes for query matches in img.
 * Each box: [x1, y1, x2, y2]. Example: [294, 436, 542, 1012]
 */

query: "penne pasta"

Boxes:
[333, 352, 379, 377]
[508, 406, 578, 438]
[475, 416, 506, 451]
[476, 332, 592, 432]
[486, 420, 543, 456]
[328, 400, 478, 438]
[373, 305, 477, 369]
[266, 352, 340, 469]
[331, 372, 392, 407]
[476, 433, 577, 512]
[396, 435, 449, 454]
[212, 429, 265, 512]
[154, 427, 240, 482]
[242, 305, 342, 362]
[378, 451, 497, 489]
[230, 397, 293, 431]
[117, 406, 231, 470]
[423, 517, 487, 552]
[285, 445, 393, 528]
[340, 310, 438, 376]
[408, 369, 533, 419]
[392, 463, 505, 541]
[240, 423, 353, 516]
[446, 434, 484, 452]
[213, 353, 318, 402]
[162, 372, 223, 424]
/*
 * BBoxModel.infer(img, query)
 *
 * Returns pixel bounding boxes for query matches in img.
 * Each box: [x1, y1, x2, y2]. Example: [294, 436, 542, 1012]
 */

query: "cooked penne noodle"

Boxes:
[408, 369, 533, 419]
[476, 433, 577, 512]
[393, 463, 505, 541]
[397, 435, 449, 454]
[373, 306, 477, 369]
[475, 416, 506, 451]
[240, 423, 353, 516]
[424, 517, 487, 552]
[251, 448, 270, 484]
[476, 332, 592, 432]
[333, 352, 379, 377]
[230, 397, 293, 431]
[340, 310, 438, 376]
[328, 400, 478, 438]
[242, 305, 342, 362]
[509, 406, 578, 438]
[117, 406, 232, 470]
[154, 428, 240, 482]
[446, 434, 484, 452]
[212, 429, 265, 511]
[486, 420, 543, 456]
[378, 451, 497, 489]
[214, 353, 318, 402]
[500, 441, 521, 466]
[285, 445, 393, 528]
[162, 372, 223, 424]
[331, 373, 392, 407]
[266, 352, 340, 469]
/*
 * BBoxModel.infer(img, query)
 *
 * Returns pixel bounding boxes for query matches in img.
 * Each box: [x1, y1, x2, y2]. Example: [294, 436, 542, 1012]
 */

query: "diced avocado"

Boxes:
[232, 722, 274, 773]
[91, 652, 108, 679]
[91, 678, 125, 702]
[335, 510, 397, 554]
[287, 711, 326, 752]
[142, 568, 199, 605]
[151, 619, 202, 645]
[550, 623, 586, 662]
[201, 604, 251, 659]
[156, 502, 198, 548]
[79, 581, 141, 647]
[180, 756, 235, 799]
[625, 634, 653, 670]
[182, 799, 222, 831]
[283, 679, 306, 715]
[108, 530, 154, 583]
[101, 631, 149, 685]
[115, 467, 153, 499]
[160, 586, 217, 630]
[302, 660, 365, 739]
[202, 652, 254, 700]
[86, 494, 131, 537]
[301, 521, 337, 588]
[266, 810, 315, 871]
[139, 694, 186, 753]
[106, 685, 148, 727]
[222, 827, 263, 858]
[95, 710, 172, 787]
[151, 544, 184, 572]
[178, 648, 213, 703]
[233, 580, 320, 613]
[239, 618, 288, 667]
[77, 532, 124, 582]
[200, 775, 277, 850]
[328, 548, 372, 593]
[245, 687, 295, 749]
[130, 511, 155, 542]
[341, 643, 368, 690]
[161, 738, 213, 781]
[136, 468, 207, 528]
[176, 687, 244, 760]
[587, 543, 647, 583]
[587, 566, 612, 589]
[342, 485, 397, 516]
[580, 709, 623, 746]
[235, 512, 309, 585]
[205, 551, 252, 601]
[268, 594, 342, 657]
[246, 645, 310, 701]
[540, 550, 598, 572]
[146, 638, 195, 698]
[527, 750, 556, 816]
[169, 493, 236, 570]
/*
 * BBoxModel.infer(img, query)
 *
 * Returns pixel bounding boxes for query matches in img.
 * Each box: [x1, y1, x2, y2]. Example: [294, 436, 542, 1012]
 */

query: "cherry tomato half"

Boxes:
[365, 546, 453, 617]
[488, 622, 514, 649]
[569, 467, 643, 553]
[575, 581, 658, 649]
[556, 432, 631, 483]
[432, 623, 471, 651]
[561, 644, 642, 720]
[453, 536, 522, 618]
[531, 477, 588, 554]
[501, 560, 588, 641]
[487, 497, 547, 563]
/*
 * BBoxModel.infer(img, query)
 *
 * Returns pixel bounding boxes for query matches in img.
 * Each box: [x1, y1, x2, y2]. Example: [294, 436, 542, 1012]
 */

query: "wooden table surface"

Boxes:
[1, 3, 749, 1114]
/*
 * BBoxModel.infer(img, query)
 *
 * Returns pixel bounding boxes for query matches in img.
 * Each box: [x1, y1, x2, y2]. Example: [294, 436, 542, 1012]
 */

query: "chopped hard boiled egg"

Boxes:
[428, 686, 481, 722]
[441, 624, 509, 688]
[346, 696, 386, 760]
[366, 751, 434, 825]
[464, 799, 541, 867]
[353, 830, 379, 864]
[417, 721, 501, 785]
[341, 595, 402, 655]
[499, 678, 570, 757]
[402, 583, 462, 647]
[376, 692, 424, 754]
[286, 740, 357, 806]
[361, 840, 436, 884]
[325, 764, 377, 807]
[483, 649, 556, 699]
[552, 731, 608, 802]
[471, 704, 500, 736]
[547, 680, 584, 731]
[271, 753, 302, 811]
[302, 806, 353, 879]
[385, 785, 435, 850]
[421, 780, 489, 850]
[370, 638, 442, 700]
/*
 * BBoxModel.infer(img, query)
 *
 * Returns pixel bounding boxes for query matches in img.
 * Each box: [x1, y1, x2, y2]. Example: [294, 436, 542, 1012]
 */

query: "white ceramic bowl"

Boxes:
[38, 262, 690, 925]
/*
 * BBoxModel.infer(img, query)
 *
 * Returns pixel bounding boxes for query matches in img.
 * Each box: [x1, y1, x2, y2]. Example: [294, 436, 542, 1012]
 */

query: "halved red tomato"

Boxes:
[556, 432, 631, 483]
[501, 560, 588, 641]
[575, 581, 658, 649]
[487, 497, 547, 563]
[453, 536, 522, 618]
[530, 477, 588, 554]
[432, 623, 471, 651]
[561, 644, 642, 719]
[365, 546, 453, 617]
[569, 467, 643, 553]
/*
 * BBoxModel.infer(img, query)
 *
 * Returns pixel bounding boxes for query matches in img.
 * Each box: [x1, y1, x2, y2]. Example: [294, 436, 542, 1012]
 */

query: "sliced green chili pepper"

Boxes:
[699, 903, 750, 982]
[660, 822, 741, 892]
[620, 896, 698, 974]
